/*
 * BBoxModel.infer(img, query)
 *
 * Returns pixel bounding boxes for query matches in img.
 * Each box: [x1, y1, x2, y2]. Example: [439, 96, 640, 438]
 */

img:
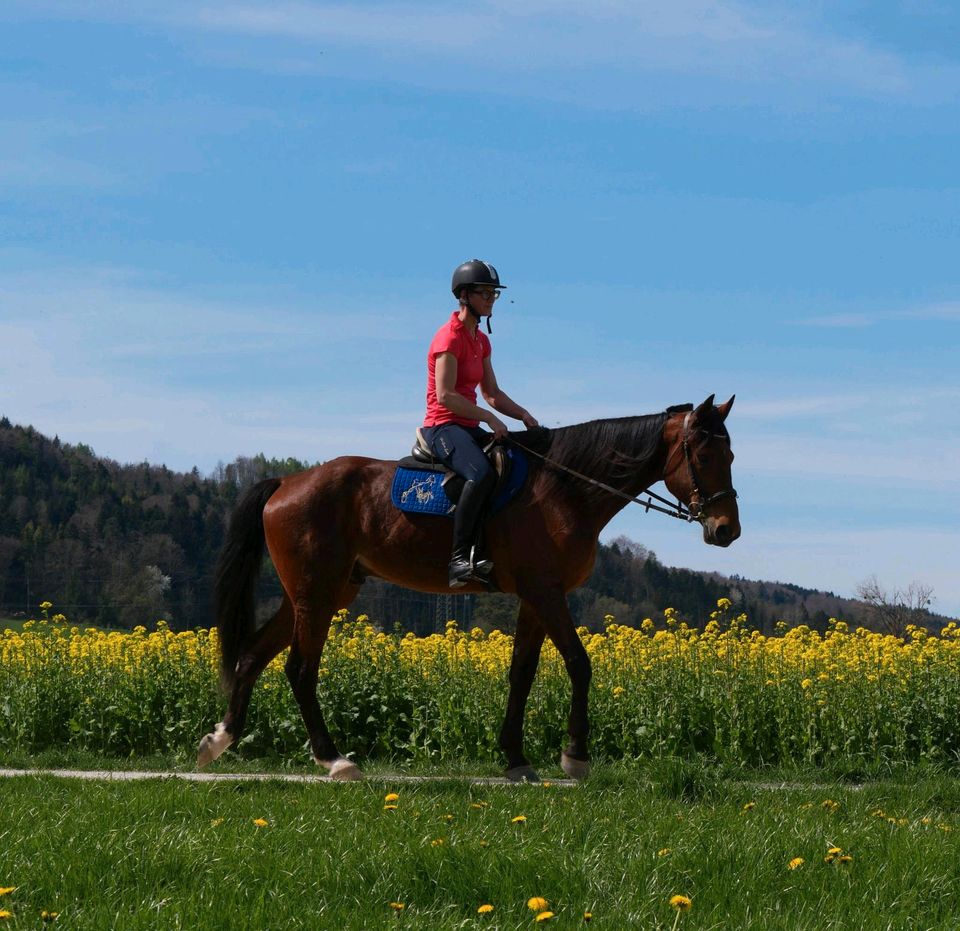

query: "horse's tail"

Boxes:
[214, 477, 282, 691]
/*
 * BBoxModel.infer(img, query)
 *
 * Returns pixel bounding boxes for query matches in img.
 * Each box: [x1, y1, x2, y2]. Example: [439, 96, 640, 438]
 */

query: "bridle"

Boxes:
[508, 410, 737, 524]
[674, 411, 739, 521]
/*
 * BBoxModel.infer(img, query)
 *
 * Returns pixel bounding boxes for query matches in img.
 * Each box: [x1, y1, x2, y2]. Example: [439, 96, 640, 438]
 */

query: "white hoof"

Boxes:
[197, 723, 233, 768]
[505, 765, 541, 783]
[318, 757, 363, 781]
[560, 752, 591, 780]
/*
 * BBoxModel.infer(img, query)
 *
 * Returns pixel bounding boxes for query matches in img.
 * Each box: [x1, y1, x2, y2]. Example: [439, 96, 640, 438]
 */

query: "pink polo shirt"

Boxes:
[423, 312, 491, 427]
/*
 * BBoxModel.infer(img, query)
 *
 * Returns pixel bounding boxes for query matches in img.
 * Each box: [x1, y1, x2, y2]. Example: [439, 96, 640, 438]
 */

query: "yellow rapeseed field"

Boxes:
[3, 600, 959, 764]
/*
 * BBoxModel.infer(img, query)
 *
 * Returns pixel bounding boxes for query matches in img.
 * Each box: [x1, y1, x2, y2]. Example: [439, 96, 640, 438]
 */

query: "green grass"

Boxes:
[1, 766, 958, 929]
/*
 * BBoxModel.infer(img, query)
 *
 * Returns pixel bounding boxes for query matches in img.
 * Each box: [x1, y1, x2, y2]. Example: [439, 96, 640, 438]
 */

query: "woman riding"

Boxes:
[421, 259, 540, 588]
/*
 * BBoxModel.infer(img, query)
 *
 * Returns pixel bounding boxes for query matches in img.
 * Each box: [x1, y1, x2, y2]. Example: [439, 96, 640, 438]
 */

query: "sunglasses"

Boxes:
[471, 288, 501, 300]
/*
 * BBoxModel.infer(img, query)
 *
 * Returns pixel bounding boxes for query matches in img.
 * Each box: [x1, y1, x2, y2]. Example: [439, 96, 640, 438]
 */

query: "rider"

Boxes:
[421, 259, 540, 588]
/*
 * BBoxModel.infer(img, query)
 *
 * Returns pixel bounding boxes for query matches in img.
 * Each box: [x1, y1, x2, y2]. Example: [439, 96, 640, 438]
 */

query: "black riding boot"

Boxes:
[448, 472, 496, 588]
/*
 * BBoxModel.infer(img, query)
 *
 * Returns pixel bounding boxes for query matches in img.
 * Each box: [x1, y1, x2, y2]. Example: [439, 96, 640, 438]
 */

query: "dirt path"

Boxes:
[0, 767, 578, 787]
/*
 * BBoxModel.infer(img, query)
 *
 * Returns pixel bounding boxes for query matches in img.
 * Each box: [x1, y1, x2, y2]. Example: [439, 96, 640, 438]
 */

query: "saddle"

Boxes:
[391, 429, 527, 516]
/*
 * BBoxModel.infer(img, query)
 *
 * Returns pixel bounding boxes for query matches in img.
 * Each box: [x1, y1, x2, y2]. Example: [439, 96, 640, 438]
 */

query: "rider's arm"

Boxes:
[480, 358, 539, 428]
[435, 353, 508, 435]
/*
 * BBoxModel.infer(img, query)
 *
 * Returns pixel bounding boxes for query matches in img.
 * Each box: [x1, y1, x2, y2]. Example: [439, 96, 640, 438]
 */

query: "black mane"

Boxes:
[509, 412, 669, 503]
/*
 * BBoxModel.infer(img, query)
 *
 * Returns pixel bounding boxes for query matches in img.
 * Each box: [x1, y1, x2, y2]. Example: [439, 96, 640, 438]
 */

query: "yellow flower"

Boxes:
[512, 815, 527, 823]
[210, 818, 224, 826]
[470, 802, 489, 810]
[837, 855, 853, 864]
[39, 601, 53, 611]
[384, 792, 399, 803]
[0, 891, 14, 897]
[670, 895, 693, 912]
[742, 801, 756, 811]
[822, 799, 839, 812]
[252, 818, 269, 827]
[657, 848, 671, 857]
[431, 838, 444, 847]
[389, 902, 405, 911]
[0, 910, 12, 920]
[584, 912, 592, 922]
[477, 904, 494, 914]
[535, 912, 555, 923]
[527, 897, 550, 912]
[788, 857, 804, 870]
[383, 805, 398, 811]
[41, 912, 59, 921]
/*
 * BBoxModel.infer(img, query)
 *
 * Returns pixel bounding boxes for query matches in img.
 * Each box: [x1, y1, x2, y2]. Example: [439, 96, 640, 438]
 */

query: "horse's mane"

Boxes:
[509, 412, 669, 503]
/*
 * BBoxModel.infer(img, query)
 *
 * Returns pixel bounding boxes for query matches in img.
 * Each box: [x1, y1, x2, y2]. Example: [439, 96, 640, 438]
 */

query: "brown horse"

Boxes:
[198, 394, 739, 781]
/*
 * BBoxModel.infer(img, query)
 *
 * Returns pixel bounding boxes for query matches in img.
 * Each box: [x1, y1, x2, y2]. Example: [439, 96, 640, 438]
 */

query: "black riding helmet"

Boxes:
[451, 259, 507, 299]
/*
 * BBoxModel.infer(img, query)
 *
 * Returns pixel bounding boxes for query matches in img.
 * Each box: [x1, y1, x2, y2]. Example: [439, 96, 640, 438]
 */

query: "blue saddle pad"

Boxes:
[391, 448, 529, 516]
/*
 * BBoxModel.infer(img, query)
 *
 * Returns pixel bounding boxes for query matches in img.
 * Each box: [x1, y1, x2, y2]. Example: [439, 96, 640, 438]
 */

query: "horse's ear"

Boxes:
[695, 394, 716, 418]
[716, 395, 735, 421]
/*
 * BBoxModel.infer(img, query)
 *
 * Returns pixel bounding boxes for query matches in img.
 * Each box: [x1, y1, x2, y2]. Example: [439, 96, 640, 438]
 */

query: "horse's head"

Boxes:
[662, 395, 740, 547]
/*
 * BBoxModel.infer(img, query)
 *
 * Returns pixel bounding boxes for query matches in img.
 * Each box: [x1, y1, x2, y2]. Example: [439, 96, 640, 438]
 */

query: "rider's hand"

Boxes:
[521, 412, 540, 429]
[487, 414, 509, 439]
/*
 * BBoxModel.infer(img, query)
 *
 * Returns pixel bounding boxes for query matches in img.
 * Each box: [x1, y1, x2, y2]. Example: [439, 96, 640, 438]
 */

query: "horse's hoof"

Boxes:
[505, 765, 541, 783]
[560, 752, 591, 780]
[197, 723, 232, 768]
[319, 757, 363, 781]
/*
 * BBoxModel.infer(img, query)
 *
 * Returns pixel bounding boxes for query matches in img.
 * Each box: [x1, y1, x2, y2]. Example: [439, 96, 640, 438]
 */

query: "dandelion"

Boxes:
[512, 815, 527, 823]
[527, 897, 550, 912]
[584, 912, 592, 922]
[210, 818, 224, 826]
[657, 848, 671, 857]
[535, 912, 555, 923]
[470, 802, 488, 810]
[742, 801, 756, 811]
[41, 912, 59, 921]
[0, 911, 12, 920]
[477, 904, 494, 914]
[443, 814, 454, 822]
[384, 793, 399, 803]
[670, 895, 692, 912]
[837, 855, 853, 865]
[389, 902, 405, 911]
[252, 818, 269, 827]
[788, 857, 804, 870]
[384, 805, 398, 811]
[822, 799, 839, 813]
[431, 838, 444, 847]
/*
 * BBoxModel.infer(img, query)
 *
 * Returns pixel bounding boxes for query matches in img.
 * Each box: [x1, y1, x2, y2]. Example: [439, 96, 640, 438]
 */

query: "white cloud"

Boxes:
[10, 0, 958, 106]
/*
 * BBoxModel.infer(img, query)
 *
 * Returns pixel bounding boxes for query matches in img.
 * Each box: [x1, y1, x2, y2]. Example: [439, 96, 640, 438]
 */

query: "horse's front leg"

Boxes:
[518, 582, 592, 780]
[499, 600, 546, 782]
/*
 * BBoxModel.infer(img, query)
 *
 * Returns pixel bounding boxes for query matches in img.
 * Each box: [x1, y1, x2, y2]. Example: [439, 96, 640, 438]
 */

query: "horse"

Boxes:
[198, 394, 740, 782]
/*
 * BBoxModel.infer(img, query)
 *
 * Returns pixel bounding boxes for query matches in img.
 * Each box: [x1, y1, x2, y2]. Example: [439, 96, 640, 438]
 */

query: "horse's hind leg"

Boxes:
[285, 580, 362, 781]
[198, 597, 295, 767]
[499, 600, 546, 782]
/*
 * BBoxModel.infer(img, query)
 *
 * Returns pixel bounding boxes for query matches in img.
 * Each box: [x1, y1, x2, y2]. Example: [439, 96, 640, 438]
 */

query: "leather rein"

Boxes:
[508, 411, 737, 524]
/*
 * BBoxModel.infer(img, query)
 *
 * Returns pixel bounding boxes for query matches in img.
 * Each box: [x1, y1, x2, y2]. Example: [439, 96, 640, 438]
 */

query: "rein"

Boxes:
[508, 411, 737, 524]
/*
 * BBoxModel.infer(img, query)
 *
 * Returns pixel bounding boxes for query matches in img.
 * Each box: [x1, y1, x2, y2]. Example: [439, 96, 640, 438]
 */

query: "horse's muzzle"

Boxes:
[702, 516, 740, 547]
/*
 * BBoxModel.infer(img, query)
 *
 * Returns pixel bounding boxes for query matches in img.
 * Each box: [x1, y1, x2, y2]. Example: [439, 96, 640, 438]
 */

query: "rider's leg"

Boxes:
[449, 469, 496, 587]
[423, 424, 497, 587]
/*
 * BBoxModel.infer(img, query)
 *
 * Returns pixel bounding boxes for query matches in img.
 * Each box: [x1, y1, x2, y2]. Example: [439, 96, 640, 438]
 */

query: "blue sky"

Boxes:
[1, 1, 958, 615]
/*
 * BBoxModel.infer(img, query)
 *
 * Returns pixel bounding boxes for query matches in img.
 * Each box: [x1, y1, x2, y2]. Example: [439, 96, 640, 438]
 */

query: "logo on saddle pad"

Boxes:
[390, 448, 528, 517]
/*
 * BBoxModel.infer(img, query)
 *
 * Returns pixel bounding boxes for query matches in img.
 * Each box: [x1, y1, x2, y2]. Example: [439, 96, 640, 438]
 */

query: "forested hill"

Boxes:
[0, 416, 945, 634]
